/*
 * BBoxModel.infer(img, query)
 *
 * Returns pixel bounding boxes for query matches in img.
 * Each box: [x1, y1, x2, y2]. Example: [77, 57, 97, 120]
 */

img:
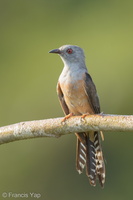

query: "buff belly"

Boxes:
[61, 80, 94, 115]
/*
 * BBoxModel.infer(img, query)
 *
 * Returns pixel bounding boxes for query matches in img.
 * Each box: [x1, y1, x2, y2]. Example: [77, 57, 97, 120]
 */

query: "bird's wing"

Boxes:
[83, 72, 100, 114]
[57, 82, 69, 115]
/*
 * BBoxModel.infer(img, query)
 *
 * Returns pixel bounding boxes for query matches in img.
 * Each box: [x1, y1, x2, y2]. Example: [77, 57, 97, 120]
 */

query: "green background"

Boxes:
[0, 0, 133, 199]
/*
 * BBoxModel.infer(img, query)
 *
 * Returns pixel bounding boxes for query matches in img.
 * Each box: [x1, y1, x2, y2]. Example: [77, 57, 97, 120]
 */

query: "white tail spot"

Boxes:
[81, 149, 86, 157]
[79, 161, 85, 169]
[81, 142, 86, 150]
[79, 154, 86, 163]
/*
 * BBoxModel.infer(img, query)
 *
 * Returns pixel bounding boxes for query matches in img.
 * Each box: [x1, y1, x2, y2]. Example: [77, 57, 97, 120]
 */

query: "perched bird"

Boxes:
[49, 45, 105, 187]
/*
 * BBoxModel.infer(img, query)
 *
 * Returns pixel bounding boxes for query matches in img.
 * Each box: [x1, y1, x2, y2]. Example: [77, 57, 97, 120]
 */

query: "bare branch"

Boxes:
[0, 114, 133, 145]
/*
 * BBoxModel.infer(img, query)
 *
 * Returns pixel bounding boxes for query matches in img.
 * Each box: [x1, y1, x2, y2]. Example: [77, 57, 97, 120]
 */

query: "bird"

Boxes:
[49, 45, 105, 187]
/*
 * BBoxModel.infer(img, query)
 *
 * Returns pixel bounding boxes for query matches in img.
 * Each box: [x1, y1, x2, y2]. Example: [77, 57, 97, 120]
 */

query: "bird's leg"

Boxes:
[61, 113, 74, 122]
[80, 113, 90, 122]
[81, 113, 90, 119]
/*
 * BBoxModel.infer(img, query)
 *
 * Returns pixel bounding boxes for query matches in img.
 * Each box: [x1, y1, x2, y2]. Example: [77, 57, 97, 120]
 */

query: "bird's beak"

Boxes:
[49, 49, 61, 54]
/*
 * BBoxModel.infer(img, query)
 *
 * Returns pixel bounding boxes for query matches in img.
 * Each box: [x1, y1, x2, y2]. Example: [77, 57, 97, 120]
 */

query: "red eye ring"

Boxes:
[66, 48, 73, 54]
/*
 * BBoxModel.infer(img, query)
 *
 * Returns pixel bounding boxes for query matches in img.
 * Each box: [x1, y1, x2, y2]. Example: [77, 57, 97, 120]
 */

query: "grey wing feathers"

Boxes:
[84, 73, 100, 114]
[57, 82, 69, 115]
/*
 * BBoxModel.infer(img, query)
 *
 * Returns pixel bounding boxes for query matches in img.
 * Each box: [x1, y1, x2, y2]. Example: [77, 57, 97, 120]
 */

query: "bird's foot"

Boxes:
[81, 113, 90, 119]
[80, 113, 90, 122]
[61, 113, 74, 123]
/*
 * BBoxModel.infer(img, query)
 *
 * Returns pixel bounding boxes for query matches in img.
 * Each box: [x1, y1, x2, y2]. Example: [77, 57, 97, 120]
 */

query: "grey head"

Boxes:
[49, 45, 86, 67]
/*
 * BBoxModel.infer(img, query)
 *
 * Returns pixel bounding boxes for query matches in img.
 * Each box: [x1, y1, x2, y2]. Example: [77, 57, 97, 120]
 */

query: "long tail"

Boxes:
[76, 132, 105, 187]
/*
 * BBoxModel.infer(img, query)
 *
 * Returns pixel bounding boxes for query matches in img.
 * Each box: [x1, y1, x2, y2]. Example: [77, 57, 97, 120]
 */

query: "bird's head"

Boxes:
[49, 45, 85, 66]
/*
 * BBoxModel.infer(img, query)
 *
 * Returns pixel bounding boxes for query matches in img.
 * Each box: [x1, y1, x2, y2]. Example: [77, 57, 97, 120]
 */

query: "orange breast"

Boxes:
[60, 80, 94, 115]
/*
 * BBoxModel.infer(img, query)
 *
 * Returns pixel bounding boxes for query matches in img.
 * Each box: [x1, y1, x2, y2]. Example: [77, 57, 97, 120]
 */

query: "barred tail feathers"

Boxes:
[76, 137, 86, 174]
[86, 136, 97, 186]
[94, 132, 105, 187]
[76, 132, 105, 187]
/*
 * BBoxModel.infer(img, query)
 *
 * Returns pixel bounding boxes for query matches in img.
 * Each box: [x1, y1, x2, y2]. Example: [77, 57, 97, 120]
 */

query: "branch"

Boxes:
[0, 114, 133, 145]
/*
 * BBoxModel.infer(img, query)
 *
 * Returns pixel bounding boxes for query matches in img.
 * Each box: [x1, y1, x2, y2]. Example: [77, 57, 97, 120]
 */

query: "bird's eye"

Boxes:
[66, 48, 73, 54]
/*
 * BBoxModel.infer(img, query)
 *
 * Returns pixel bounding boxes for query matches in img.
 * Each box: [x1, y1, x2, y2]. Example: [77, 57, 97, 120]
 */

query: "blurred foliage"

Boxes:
[0, 0, 133, 199]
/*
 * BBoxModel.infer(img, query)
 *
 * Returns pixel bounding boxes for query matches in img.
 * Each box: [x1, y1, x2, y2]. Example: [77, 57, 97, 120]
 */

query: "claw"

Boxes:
[81, 113, 90, 119]
[61, 113, 74, 122]
[80, 113, 90, 122]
